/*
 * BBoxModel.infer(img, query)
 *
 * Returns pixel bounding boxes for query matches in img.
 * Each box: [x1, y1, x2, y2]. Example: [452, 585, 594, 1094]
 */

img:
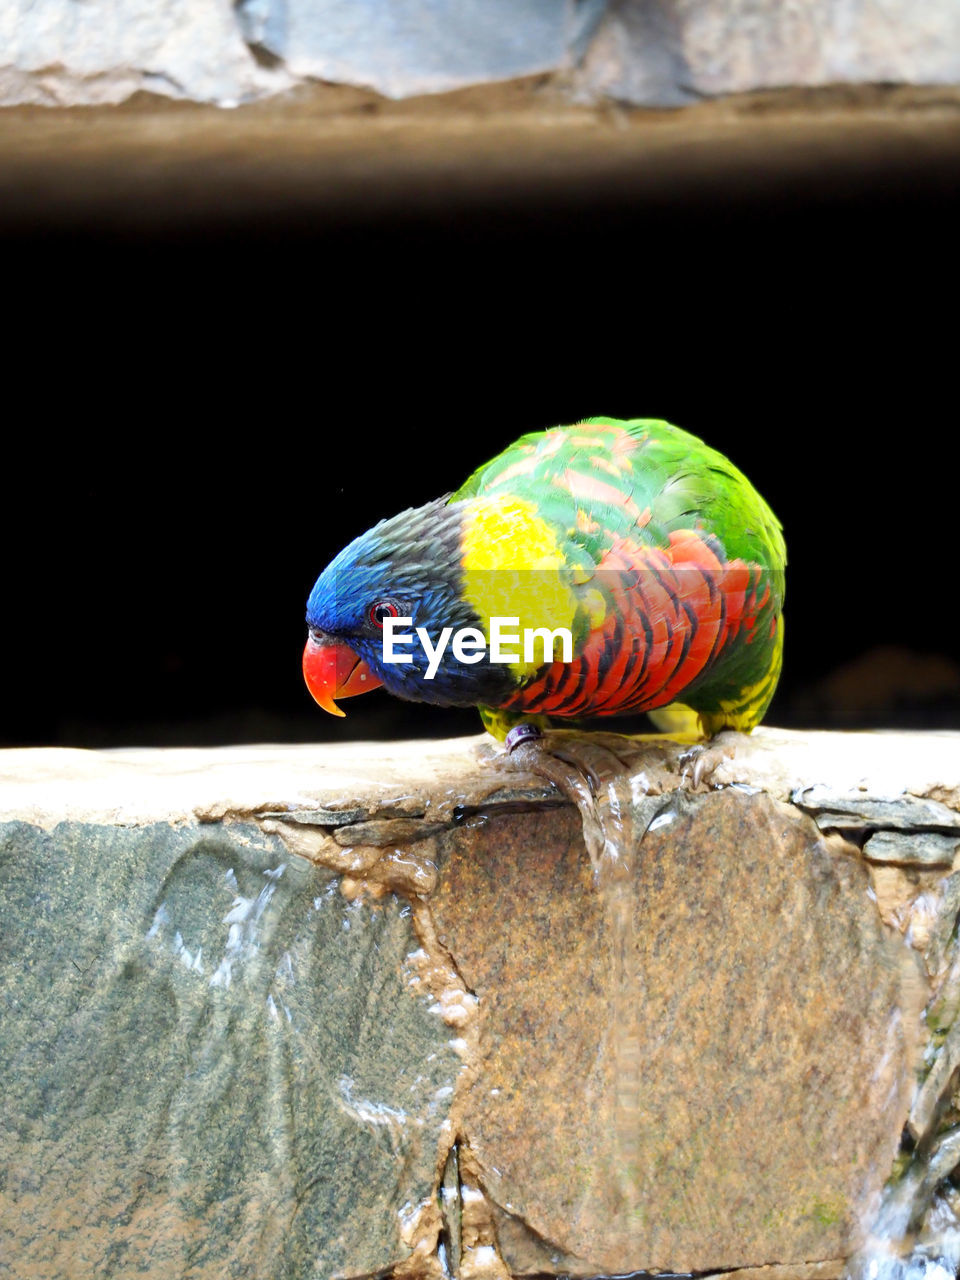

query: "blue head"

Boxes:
[303, 498, 512, 715]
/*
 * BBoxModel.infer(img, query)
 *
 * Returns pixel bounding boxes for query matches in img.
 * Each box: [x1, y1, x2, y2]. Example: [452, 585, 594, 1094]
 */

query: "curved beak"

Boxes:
[302, 633, 383, 717]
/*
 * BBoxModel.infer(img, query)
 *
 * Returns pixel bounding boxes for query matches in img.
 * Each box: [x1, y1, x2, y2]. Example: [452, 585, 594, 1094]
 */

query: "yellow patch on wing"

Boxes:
[461, 496, 579, 676]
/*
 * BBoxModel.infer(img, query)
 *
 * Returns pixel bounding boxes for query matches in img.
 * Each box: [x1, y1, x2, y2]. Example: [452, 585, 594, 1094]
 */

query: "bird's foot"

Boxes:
[677, 729, 745, 788]
[472, 716, 744, 879]
[483, 723, 638, 883]
[466, 722, 568, 810]
[504, 722, 544, 753]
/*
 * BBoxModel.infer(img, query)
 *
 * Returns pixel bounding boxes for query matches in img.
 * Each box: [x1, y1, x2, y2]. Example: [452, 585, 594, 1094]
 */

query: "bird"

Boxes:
[302, 417, 785, 744]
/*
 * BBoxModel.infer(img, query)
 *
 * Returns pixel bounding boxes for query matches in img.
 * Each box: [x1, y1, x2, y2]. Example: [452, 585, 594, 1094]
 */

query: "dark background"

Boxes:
[5, 141, 958, 747]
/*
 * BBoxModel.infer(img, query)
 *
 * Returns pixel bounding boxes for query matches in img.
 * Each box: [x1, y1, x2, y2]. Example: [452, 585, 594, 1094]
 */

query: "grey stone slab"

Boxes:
[792, 785, 960, 833]
[0, 819, 459, 1279]
[236, 0, 602, 98]
[864, 830, 960, 866]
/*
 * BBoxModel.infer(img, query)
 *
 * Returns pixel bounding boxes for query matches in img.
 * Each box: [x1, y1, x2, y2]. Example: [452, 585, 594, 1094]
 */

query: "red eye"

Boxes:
[369, 600, 400, 628]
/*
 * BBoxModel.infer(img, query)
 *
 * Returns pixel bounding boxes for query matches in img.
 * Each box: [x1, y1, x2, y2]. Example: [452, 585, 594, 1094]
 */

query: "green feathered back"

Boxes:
[455, 416, 784, 575]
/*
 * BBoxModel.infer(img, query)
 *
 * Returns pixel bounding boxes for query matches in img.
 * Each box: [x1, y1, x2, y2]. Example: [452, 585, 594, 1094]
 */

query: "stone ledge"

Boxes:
[1, 729, 959, 1278]
[2, 727, 958, 826]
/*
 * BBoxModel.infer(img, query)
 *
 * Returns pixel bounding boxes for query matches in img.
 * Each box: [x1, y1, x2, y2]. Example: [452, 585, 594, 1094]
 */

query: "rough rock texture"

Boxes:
[1, 0, 959, 106]
[0, 818, 461, 1279]
[431, 789, 923, 1273]
[0, 0, 283, 106]
[1, 728, 958, 1278]
[863, 829, 960, 866]
[577, 0, 960, 105]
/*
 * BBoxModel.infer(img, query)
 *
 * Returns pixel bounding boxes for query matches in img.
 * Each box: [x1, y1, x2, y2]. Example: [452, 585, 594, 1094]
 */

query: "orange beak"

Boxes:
[302, 634, 383, 717]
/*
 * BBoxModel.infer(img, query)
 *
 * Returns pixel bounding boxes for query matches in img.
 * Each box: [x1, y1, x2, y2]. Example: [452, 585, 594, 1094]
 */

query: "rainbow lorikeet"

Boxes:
[303, 418, 785, 741]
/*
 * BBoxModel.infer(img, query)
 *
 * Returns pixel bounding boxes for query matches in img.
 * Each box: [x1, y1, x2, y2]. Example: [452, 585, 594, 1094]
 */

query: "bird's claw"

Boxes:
[678, 731, 741, 788]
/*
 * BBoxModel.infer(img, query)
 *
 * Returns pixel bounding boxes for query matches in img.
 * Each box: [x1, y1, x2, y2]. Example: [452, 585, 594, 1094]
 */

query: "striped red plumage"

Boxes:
[501, 529, 768, 719]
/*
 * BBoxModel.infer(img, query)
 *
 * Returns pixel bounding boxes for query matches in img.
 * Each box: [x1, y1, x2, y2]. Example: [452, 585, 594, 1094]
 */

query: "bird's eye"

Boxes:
[369, 600, 401, 628]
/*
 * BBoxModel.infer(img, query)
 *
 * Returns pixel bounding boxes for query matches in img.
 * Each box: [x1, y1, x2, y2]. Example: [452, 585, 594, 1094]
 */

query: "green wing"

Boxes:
[455, 416, 784, 578]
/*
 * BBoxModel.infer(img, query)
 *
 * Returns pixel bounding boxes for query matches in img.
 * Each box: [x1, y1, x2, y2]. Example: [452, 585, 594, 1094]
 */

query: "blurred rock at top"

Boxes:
[2, 0, 959, 107]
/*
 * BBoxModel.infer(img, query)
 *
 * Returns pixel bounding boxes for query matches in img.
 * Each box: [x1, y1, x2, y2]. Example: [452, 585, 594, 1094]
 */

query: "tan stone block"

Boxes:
[433, 789, 925, 1273]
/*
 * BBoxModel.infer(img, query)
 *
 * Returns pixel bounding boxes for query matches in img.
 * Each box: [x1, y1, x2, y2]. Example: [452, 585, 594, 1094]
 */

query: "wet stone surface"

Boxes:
[0, 819, 460, 1280]
[430, 789, 925, 1274]
[1, 733, 957, 1279]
